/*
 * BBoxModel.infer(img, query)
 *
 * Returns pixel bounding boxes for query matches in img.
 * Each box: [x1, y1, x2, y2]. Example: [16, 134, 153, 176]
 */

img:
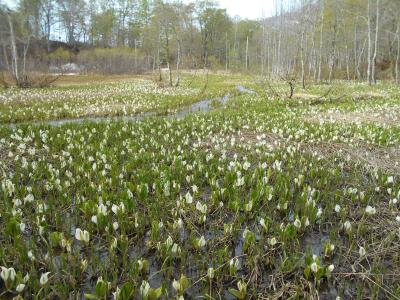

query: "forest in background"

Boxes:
[0, 0, 400, 86]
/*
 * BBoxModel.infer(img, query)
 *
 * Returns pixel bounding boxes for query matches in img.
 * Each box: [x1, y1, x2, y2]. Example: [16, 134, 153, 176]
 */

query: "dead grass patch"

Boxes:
[200, 127, 400, 174]
[219, 129, 400, 174]
[293, 93, 320, 100]
[306, 111, 400, 127]
[237, 130, 283, 147]
[301, 141, 400, 174]
[54, 74, 150, 86]
[351, 91, 386, 101]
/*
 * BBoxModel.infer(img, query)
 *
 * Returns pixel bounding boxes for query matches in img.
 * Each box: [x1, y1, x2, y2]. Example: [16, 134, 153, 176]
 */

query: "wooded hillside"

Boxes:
[0, 0, 399, 84]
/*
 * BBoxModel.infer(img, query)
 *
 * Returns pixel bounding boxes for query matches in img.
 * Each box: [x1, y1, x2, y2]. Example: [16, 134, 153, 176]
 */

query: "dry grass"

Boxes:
[306, 110, 400, 127]
[220, 129, 400, 175]
[54, 74, 151, 86]
[293, 93, 321, 100]
[237, 130, 283, 147]
[351, 91, 386, 101]
[334, 204, 400, 299]
[301, 141, 400, 175]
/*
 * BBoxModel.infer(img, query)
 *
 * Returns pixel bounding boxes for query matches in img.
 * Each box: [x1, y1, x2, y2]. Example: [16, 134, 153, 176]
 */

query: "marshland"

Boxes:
[0, 0, 400, 299]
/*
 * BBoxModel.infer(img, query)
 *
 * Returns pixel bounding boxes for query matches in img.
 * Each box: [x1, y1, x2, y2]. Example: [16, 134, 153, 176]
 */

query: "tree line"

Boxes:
[0, 0, 399, 86]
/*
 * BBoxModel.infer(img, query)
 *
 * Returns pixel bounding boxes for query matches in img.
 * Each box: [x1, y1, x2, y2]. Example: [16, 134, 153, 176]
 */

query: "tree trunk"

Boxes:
[328, 17, 338, 83]
[261, 24, 265, 75]
[2, 43, 10, 71]
[167, 62, 172, 87]
[46, 13, 51, 51]
[7, 12, 19, 83]
[23, 37, 31, 78]
[164, 29, 173, 87]
[157, 34, 162, 82]
[372, 0, 380, 84]
[134, 40, 138, 70]
[309, 22, 316, 79]
[152, 54, 156, 74]
[175, 40, 182, 87]
[367, 0, 373, 85]
[317, 0, 324, 83]
[354, 18, 361, 80]
[357, 39, 367, 80]
[277, 6, 282, 77]
[300, 30, 306, 89]
[396, 23, 400, 84]
[225, 32, 228, 73]
[245, 36, 249, 71]
[345, 44, 350, 81]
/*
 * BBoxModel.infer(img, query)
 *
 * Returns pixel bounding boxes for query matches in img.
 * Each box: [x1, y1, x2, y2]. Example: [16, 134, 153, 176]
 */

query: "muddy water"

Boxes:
[5, 85, 254, 128]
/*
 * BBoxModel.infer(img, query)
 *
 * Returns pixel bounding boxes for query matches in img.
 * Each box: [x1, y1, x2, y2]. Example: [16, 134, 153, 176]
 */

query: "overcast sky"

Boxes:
[217, 0, 274, 19]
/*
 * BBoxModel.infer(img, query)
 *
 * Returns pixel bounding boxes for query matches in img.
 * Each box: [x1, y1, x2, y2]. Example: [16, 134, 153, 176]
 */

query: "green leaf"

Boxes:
[49, 231, 61, 247]
[95, 281, 107, 298]
[149, 287, 162, 300]
[228, 288, 242, 299]
[179, 275, 189, 290]
[304, 266, 311, 280]
[119, 282, 135, 300]
[284, 224, 297, 240]
[5, 218, 19, 237]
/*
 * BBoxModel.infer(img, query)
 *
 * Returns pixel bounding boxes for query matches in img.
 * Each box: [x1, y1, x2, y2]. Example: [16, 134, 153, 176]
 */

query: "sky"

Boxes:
[2, 0, 16, 8]
[217, 0, 274, 19]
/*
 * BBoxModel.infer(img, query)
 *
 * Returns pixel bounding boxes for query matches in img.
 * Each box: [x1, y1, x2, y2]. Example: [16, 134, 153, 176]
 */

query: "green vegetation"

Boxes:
[0, 74, 239, 124]
[0, 76, 399, 299]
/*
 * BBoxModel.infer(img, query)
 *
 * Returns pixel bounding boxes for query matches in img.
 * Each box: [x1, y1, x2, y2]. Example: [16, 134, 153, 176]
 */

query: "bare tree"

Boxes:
[397, 23, 400, 84]
[6, 9, 19, 84]
[58, 0, 87, 45]
[371, 0, 380, 84]
[41, 0, 56, 50]
[317, 0, 324, 82]
[367, 0, 373, 85]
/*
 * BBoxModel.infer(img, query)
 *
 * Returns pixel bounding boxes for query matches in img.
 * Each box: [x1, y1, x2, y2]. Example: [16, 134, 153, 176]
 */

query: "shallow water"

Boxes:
[45, 111, 157, 127]
[173, 94, 231, 120]
[302, 232, 329, 256]
[237, 85, 256, 94]
[5, 85, 254, 128]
